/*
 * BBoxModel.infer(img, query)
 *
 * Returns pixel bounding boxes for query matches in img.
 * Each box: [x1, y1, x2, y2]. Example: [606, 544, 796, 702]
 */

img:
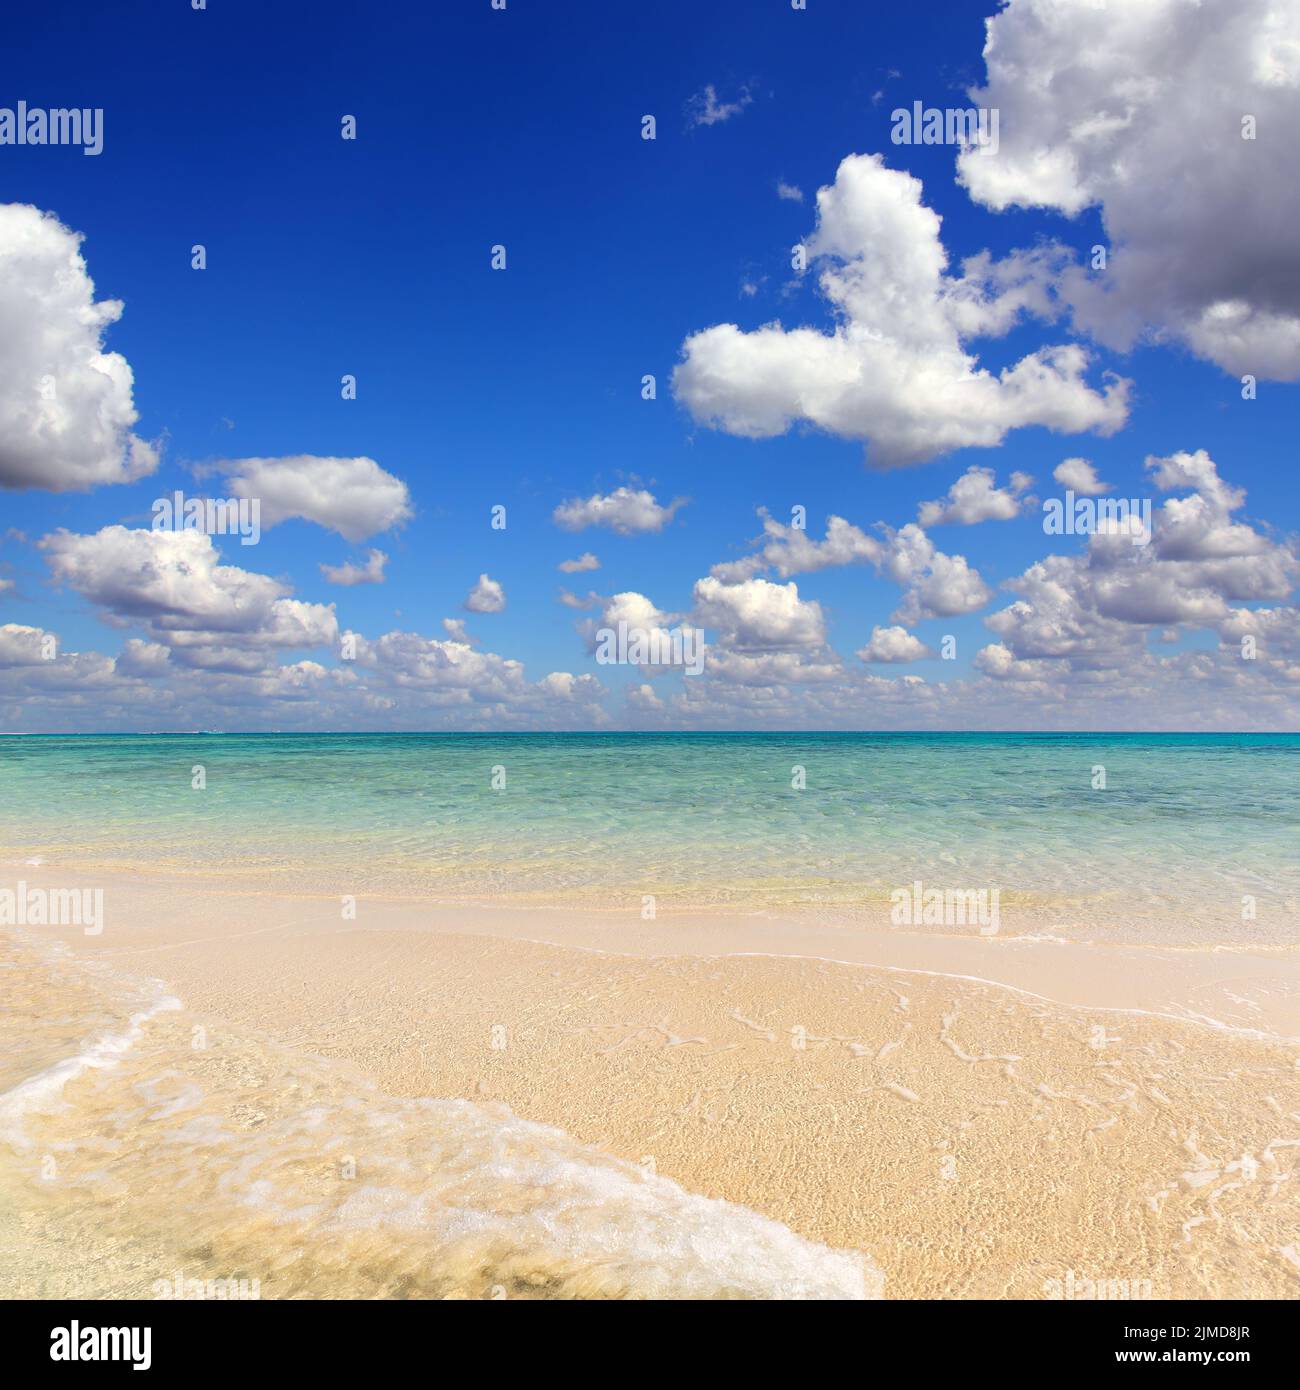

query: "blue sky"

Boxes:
[2, 0, 1298, 730]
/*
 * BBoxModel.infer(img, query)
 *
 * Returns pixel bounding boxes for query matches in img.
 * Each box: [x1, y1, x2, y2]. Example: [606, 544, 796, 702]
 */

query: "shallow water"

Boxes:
[0, 929, 880, 1300]
[1, 732, 1297, 944]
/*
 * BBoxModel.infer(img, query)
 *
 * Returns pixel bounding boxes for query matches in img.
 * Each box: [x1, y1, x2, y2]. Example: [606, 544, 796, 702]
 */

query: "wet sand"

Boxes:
[3, 863, 1300, 1299]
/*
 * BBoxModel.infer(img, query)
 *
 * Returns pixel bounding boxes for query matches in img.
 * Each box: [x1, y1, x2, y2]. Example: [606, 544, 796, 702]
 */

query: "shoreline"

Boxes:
[5, 858, 1299, 1041]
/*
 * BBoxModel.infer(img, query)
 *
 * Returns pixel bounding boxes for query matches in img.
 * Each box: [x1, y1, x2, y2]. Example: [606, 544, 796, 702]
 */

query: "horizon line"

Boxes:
[3, 729, 1298, 738]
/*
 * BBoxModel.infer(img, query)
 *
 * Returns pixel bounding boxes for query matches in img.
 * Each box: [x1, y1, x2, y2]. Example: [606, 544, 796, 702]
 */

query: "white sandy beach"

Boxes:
[3, 861, 1298, 1299]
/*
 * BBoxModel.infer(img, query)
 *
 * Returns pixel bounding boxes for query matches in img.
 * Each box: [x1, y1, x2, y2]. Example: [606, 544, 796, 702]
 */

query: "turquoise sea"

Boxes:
[1, 732, 1296, 943]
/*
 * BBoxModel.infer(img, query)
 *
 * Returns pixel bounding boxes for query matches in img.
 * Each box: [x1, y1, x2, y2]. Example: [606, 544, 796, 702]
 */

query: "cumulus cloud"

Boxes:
[1052, 457, 1109, 496]
[776, 180, 804, 202]
[114, 637, 171, 677]
[578, 591, 699, 678]
[40, 526, 338, 673]
[352, 628, 603, 715]
[464, 572, 506, 613]
[558, 552, 600, 573]
[553, 486, 686, 535]
[0, 204, 158, 491]
[857, 625, 932, 664]
[711, 511, 882, 583]
[220, 456, 412, 541]
[882, 525, 993, 624]
[355, 630, 522, 695]
[692, 575, 827, 651]
[0, 622, 55, 666]
[700, 648, 844, 686]
[712, 509, 992, 624]
[579, 583, 832, 684]
[1216, 604, 1300, 663]
[983, 449, 1298, 678]
[596, 590, 674, 634]
[673, 153, 1130, 466]
[320, 549, 387, 586]
[959, 0, 1300, 379]
[626, 682, 665, 712]
[917, 466, 1032, 526]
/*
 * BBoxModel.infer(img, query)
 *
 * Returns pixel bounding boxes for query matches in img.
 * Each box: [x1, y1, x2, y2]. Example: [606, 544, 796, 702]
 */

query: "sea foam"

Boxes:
[0, 935, 881, 1300]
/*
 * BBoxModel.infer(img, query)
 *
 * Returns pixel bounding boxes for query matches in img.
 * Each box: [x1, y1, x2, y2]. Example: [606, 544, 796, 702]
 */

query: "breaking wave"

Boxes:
[0, 932, 881, 1300]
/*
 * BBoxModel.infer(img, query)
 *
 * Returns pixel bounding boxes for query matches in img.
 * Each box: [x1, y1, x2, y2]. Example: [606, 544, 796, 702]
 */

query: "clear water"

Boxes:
[1, 732, 1297, 941]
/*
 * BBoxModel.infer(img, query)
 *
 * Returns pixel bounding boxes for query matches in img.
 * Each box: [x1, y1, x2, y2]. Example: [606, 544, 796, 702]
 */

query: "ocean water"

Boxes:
[1, 732, 1297, 942]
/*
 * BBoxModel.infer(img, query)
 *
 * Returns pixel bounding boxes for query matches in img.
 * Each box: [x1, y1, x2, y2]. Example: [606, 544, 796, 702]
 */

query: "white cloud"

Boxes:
[0, 204, 158, 491]
[985, 450, 1298, 673]
[1052, 457, 1109, 496]
[553, 486, 685, 535]
[0, 622, 54, 667]
[626, 682, 665, 712]
[558, 552, 600, 573]
[686, 84, 753, 128]
[320, 549, 387, 586]
[558, 588, 601, 610]
[1140, 450, 1293, 592]
[917, 466, 1032, 526]
[673, 153, 1130, 466]
[464, 572, 506, 613]
[221, 456, 412, 541]
[959, 0, 1300, 379]
[40, 526, 338, 672]
[352, 628, 604, 717]
[354, 630, 520, 694]
[115, 637, 171, 677]
[701, 648, 844, 685]
[580, 592, 694, 677]
[711, 511, 882, 583]
[582, 583, 832, 683]
[857, 625, 932, 664]
[713, 509, 992, 624]
[598, 590, 673, 633]
[777, 181, 804, 202]
[882, 525, 993, 624]
[692, 576, 827, 651]
[1217, 605, 1300, 662]
[536, 670, 603, 703]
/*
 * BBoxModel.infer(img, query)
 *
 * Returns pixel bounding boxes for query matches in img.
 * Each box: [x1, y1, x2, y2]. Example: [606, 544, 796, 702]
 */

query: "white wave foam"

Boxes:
[0, 995, 180, 1147]
[317, 1098, 882, 1299]
[153, 1088, 883, 1300]
[0, 937, 879, 1299]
